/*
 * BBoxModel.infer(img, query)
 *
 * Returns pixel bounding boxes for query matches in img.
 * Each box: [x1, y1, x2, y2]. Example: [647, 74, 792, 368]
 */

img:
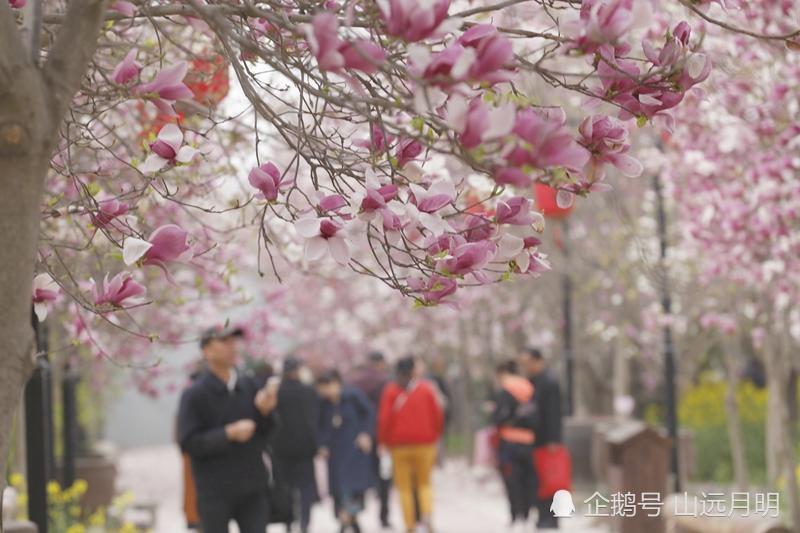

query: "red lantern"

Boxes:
[184, 55, 230, 109]
[534, 183, 573, 219]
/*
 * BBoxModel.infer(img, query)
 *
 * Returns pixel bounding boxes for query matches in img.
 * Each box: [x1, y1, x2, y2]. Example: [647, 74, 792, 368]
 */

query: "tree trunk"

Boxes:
[763, 336, 800, 530]
[722, 342, 749, 491]
[1, 0, 110, 522]
[0, 88, 55, 527]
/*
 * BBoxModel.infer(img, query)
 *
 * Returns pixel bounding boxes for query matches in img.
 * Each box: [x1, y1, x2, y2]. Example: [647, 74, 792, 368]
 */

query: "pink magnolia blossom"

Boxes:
[92, 272, 146, 308]
[571, 0, 636, 53]
[355, 125, 394, 153]
[437, 240, 496, 276]
[378, 0, 451, 42]
[90, 197, 130, 228]
[403, 179, 455, 235]
[110, 0, 136, 17]
[446, 96, 515, 149]
[112, 49, 141, 85]
[407, 274, 457, 305]
[248, 161, 291, 201]
[32, 274, 59, 321]
[578, 115, 643, 178]
[426, 233, 466, 256]
[463, 215, 496, 242]
[354, 171, 402, 233]
[409, 180, 454, 213]
[338, 40, 386, 74]
[456, 24, 515, 83]
[140, 124, 197, 174]
[306, 13, 385, 74]
[495, 197, 538, 225]
[137, 62, 194, 115]
[423, 25, 514, 85]
[8, 0, 25, 8]
[379, 208, 403, 232]
[360, 184, 398, 213]
[123, 224, 193, 268]
[395, 138, 423, 168]
[319, 194, 348, 213]
[515, 249, 551, 276]
[295, 217, 351, 265]
[495, 108, 590, 186]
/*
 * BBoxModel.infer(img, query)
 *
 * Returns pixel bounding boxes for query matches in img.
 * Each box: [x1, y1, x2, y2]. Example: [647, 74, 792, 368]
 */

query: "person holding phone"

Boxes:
[177, 325, 278, 533]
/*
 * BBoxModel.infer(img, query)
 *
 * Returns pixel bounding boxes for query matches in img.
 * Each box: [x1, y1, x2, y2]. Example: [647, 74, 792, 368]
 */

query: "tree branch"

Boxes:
[0, 0, 28, 84]
[43, 0, 109, 120]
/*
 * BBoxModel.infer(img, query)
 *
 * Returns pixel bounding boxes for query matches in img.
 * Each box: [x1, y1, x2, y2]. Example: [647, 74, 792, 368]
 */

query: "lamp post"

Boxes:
[534, 184, 575, 416]
[25, 308, 53, 533]
[653, 172, 681, 493]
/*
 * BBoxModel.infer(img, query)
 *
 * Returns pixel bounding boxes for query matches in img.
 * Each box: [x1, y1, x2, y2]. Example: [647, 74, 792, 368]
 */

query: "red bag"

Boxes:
[533, 445, 572, 499]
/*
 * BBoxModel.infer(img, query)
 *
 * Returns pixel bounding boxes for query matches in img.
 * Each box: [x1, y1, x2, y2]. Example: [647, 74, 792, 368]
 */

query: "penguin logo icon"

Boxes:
[550, 489, 576, 517]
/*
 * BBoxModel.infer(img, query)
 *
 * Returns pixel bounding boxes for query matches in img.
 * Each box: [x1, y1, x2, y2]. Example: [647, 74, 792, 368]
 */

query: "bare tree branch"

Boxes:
[43, 0, 109, 120]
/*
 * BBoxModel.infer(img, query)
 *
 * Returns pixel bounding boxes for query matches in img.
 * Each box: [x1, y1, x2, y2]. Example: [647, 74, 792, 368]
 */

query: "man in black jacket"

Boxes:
[519, 347, 563, 529]
[271, 356, 320, 533]
[178, 325, 277, 533]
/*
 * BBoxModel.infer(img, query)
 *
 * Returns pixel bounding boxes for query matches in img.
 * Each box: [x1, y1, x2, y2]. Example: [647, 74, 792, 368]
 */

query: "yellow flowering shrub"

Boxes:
[6, 476, 148, 533]
[678, 375, 772, 483]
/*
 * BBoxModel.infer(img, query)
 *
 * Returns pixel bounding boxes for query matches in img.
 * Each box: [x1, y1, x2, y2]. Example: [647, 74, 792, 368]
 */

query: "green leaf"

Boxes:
[85, 182, 101, 197]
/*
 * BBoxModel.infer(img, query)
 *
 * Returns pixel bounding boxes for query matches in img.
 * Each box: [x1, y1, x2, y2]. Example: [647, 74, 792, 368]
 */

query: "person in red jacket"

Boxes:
[377, 356, 444, 533]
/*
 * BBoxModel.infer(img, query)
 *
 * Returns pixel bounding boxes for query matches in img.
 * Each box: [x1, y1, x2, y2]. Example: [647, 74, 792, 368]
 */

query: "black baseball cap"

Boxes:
[200, 324, 244, 348]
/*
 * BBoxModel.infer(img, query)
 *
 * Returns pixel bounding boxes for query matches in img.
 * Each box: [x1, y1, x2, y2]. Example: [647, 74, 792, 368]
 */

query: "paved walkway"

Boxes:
[117, 445, 609, 533]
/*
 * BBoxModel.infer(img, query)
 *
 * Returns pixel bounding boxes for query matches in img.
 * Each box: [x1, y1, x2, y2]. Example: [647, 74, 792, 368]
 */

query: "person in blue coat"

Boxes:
[316, 369, 376, 533]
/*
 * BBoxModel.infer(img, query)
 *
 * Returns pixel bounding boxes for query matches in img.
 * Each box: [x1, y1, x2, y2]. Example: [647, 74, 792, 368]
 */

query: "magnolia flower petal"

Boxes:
[686, 53, 707, 79]
[483, 103, 517, 140]
[328, 236, 351, 265]
[34, 302, 49, 322]
[295, 217, 322, 238]
[123, 238, 153, 266]
[176, 145, 198, 164]
[445, 94, 470, 133]
[612, 153, 644, 177]
[157, 124, 183, 150]
[516, 252, 530, 273]
[531, 211, 546, 233]
[33, 273, 57, 292]
[140, 154, 169, 174]
[305, 236, 328, 261]
[496, 233, 524, 261]
[556, 189, 575, 209]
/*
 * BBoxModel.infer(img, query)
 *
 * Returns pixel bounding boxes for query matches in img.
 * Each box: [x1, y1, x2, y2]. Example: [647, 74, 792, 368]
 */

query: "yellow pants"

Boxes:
[391, 444, 437, 531]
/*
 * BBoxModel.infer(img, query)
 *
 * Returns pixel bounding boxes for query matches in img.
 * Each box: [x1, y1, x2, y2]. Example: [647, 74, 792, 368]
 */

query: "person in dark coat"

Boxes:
[271, 356, 320, 533]
[177, 325, 278, 533]
[349, 351, 392, 528]
[518, 347, 563, 529]
[492, 360, 538, 530]
[317, 370, 376, 533]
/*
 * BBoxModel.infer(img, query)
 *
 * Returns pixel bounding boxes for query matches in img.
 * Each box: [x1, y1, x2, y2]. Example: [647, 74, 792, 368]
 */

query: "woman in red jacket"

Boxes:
[377, 356, 444, 533]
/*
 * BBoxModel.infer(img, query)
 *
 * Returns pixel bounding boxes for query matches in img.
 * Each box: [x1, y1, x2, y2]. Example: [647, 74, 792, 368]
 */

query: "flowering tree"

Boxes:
[663, 1, 800, 525]
[5, 0, 786, 495]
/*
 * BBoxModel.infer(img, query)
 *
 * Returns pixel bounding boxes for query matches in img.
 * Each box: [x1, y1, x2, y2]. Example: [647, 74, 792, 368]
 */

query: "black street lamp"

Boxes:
[653, 172, 681, 493]
[25, 308, 53, 533]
